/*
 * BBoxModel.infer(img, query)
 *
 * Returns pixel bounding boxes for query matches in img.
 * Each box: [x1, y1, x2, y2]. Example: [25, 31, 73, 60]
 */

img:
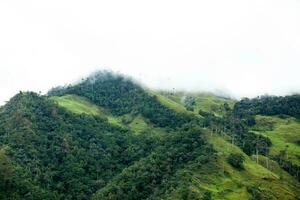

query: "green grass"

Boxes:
[149, 91, 189, 113]
[127, 115, 169, 136]
[128, 115, 150, 134]
[50, 95, 102, 115]
[192, 93, 235, 116]
[252, 115, 300, 166]
[50, 95, 123, 126]
[106, 116, 123, 126]
[151, 90, 236, 116]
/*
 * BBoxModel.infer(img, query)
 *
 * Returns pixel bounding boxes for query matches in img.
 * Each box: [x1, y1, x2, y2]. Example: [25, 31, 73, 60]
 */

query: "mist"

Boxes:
[0, 0, 300, 105]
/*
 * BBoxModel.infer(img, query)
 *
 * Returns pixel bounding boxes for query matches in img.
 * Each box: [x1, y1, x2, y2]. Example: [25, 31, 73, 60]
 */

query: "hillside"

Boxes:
[49, 93, 300, 199]
[0, 71, 299, 200]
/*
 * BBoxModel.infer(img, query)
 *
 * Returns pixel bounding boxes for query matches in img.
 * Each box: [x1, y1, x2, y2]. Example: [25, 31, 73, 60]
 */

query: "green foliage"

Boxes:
[234, 95, 300, 118]
[246, 185, 275, 200]
[93, 125, 212, 200]
[202, 191, 212, 200]
[247, 185, 263, 200]
[182, 96, 196, 111]
[0, 147, 14, 198]
[227, 153, 245, 169]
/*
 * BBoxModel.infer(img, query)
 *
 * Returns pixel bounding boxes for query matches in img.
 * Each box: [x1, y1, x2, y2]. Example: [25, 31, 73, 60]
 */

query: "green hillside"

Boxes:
[49, 89, 300, 199]
[0, 72, 299, 199]
[154, 91, 236, 116]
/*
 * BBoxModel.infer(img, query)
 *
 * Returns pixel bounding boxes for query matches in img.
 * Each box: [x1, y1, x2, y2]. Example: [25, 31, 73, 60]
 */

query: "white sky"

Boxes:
[0, 0, 300, 104]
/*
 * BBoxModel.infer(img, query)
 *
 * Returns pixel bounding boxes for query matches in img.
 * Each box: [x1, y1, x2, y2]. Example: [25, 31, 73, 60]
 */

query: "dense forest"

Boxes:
[0, 92, 159, 199]
[0, 71, 299, 199]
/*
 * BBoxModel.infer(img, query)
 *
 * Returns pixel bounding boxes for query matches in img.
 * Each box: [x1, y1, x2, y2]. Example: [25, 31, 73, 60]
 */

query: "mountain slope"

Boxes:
[0, 72, 299, 200]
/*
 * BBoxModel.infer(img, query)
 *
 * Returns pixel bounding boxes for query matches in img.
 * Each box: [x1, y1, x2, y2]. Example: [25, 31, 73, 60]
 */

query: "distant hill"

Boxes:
[0, 71, 299, 200]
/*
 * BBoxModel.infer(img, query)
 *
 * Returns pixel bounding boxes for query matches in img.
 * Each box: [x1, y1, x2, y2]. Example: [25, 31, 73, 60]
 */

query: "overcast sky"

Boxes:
[0, 0, 300, 104]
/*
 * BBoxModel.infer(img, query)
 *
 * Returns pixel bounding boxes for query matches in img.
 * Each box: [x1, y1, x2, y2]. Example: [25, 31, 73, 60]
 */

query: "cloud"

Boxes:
[0, 0, 299, 104]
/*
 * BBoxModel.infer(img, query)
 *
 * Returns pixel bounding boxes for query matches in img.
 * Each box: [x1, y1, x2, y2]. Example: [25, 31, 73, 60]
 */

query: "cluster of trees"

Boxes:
[233, 95, 300, 118]
[182, 96, 196, 111]
[227, 153, 245, 170]
[48, 71, 194, 128]
[199, 108, 272, 157]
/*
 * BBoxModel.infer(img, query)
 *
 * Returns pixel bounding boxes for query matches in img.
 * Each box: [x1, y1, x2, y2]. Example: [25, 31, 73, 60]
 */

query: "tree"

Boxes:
[227, 153, 245, 169]
[0, 148, 13, 183]
[182, 96, 196, 111]
[224, 103, 231, 112]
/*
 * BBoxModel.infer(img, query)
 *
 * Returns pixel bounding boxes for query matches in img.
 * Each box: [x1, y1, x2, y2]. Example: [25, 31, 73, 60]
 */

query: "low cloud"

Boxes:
[0, 0, 300, 104]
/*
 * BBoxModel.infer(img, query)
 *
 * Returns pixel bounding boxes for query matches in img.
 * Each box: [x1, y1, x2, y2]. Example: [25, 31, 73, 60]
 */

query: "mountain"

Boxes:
[0, 71, 299, 200]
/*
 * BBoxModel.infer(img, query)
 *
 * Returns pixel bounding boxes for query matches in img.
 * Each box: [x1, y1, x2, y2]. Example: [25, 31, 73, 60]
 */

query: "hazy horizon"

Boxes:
[1, 0, 300, 104]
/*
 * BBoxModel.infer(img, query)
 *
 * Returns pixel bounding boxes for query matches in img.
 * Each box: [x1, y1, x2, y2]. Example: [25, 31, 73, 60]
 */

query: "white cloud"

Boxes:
[0, 0, 300, 104]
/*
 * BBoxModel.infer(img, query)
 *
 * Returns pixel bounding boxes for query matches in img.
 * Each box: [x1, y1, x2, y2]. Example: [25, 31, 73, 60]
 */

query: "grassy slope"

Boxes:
[50, 95, 102, 115]
[149, 91, 189, 113]
[50, 95, 123, 126]
[252, 115, 300, 166]
[151, 91, 236, 116]
[192, 93, 235, 116]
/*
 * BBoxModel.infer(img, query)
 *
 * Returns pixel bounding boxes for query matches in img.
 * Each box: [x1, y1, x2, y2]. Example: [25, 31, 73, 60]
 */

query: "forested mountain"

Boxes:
[0, 71, 299, 199]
